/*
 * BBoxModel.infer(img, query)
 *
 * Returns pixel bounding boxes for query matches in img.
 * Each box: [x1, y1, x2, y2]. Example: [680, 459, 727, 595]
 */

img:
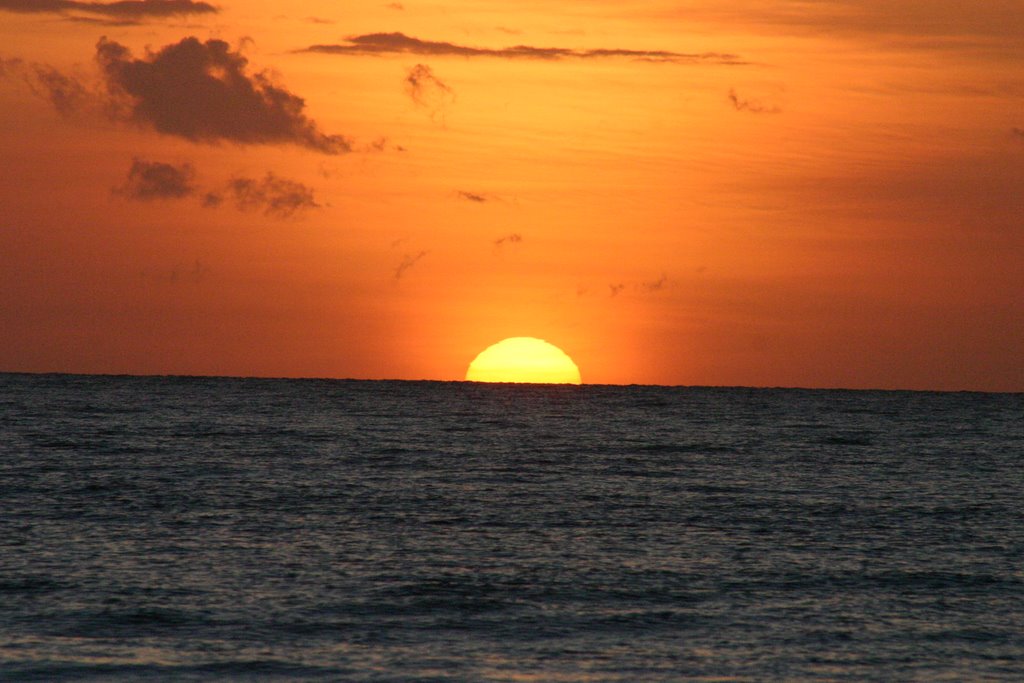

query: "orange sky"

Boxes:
[1, 0, 1022, 390]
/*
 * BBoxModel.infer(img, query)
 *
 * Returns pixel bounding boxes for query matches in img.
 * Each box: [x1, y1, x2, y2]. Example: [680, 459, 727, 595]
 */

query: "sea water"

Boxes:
[1, 373, 1022, 680]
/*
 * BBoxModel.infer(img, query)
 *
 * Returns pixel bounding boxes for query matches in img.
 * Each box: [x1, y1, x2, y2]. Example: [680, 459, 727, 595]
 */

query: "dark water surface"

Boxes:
[1, 373, 1022, 680]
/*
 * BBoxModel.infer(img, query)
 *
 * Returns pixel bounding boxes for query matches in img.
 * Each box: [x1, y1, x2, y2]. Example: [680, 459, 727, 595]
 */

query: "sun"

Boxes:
[466, 337, 582, 384]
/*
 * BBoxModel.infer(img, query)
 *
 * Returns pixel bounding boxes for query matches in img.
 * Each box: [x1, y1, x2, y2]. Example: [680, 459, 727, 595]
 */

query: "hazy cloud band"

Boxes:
[300, 32, 743, 64]
[0, 0, 216, 18]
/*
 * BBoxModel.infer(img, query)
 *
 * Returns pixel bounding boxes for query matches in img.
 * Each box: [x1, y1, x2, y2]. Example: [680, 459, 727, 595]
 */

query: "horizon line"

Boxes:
[0, 369, 1018, 395]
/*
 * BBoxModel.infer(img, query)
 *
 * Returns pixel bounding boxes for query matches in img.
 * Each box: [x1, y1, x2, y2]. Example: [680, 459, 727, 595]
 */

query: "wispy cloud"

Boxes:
[456, 190, 487, 203]
[493, 233, 522, 248]
[115, 158, 196, 200]
[112, 159, 318, 219]
[640, 273, 668, 292]
[0, 57, 94, 116]
[65, 15, 143, 25]
[0, 57, 21, 77]
[394, 250, 427, 280]
[1012, 127, 1024, 140]
[728, 88, 781, 114]
[19, 62, 92, 116]
[217, 173, 319, 218]
[139, 259, 210, 285]
[405, 63, 454, 119]
[0, 0, 216, 19]
[299, 32, 743, 64]
[96, 36, 351, 153]
[595, 274, 670, 298]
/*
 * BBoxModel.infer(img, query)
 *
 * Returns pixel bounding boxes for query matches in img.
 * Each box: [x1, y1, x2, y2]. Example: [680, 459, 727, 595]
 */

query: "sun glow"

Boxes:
[465, 337, 582, 384]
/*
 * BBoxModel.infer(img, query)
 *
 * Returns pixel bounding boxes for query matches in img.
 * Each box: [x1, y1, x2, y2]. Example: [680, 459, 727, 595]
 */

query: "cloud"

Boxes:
[0, 57, 21, 77]
[65, 14, 142, 25]
[28, 64, 93, 116]
[115, 158, 196, 199]
[404, 63, 453, 114]
[456, 190, 487, 203]
[220, 173, 319, 217]
[1013, 127, 1024, 140]
[364, 136, 390, 152]
[96, 36, 351, 153]
[140, 259, 210, 285]
[394, 250, 427, 279]
[728, 88, 781, 114]
[641, 273, 669, 292]
[601, 275, 669, 297]
[111, 161, 318, 218]
[493, 233, 522, 248]
[0, 57, 97, 117]
[384, 2, 403, 9]
[299, 32, 743, 64]
[0, 0, 216, 19]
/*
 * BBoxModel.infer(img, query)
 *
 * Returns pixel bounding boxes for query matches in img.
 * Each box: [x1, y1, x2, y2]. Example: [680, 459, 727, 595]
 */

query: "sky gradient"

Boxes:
[1, 0, 1022, 390]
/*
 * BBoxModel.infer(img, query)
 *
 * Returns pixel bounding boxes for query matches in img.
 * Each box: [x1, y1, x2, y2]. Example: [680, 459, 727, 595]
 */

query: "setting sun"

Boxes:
[465, 337, 582, 384]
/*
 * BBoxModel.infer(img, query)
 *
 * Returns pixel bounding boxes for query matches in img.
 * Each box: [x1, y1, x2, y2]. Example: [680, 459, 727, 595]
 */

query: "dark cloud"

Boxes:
[115, 158, 196, 199]
[493, 233, 522, 248]
[394, 250, 427, 280]
[404, 63, 453, 113]
[728, 88, 781, 114]
[96, 36, 351, 153]
[457, 190, 487, 203]
[0, 0, 216, 19]
[385, 2, 403, 9]
[1013, 127, 1024, 140]
[609, 283, 625, 297]
[223, 173, 319, 218]
[299, 32, 743, 64]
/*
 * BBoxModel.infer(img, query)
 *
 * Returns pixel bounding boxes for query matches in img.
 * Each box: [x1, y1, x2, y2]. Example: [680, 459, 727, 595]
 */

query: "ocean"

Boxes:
[1, 372, 1022, 681]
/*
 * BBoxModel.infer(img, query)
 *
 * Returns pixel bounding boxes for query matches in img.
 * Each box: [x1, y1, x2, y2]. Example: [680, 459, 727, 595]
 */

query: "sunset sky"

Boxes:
[1, 0, 1022, 390]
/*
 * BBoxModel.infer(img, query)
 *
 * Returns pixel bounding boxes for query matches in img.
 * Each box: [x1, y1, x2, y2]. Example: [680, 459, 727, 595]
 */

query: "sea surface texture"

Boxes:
[1, 373, 1022, 681]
